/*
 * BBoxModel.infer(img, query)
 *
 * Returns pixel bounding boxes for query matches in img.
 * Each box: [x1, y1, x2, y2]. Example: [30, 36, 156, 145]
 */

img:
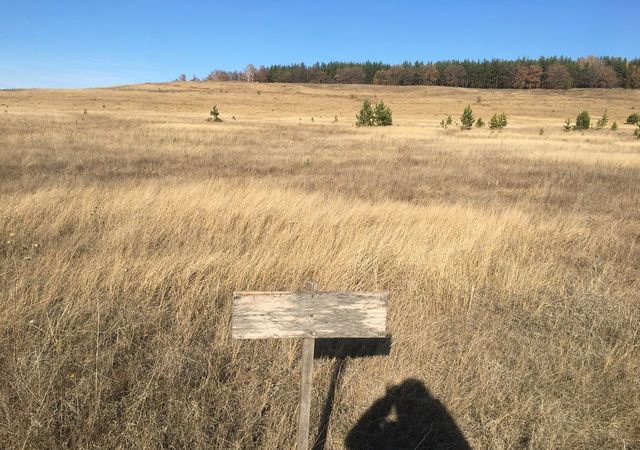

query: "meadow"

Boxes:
[1, 82, 639, 449]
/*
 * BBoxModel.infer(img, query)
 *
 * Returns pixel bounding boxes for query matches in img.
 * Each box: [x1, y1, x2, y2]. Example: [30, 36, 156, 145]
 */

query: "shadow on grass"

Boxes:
[310, 337, 471, 450]
[344, 378, 471, 450]
[311, 337, 391, 450]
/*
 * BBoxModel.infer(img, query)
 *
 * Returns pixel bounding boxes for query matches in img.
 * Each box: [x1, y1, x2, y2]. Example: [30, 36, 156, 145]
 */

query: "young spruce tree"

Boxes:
[356, 99, 374, 126]
[209, 105, 222, 122]
[356, 99, 392, 126]
[575, 111, 590, 130]
[373, 100, 392, 126]
[489, 112, 508, 130]
[460, 105, 474, 129]
[595, 111, 608, 129]
[626, 112, 640, 124]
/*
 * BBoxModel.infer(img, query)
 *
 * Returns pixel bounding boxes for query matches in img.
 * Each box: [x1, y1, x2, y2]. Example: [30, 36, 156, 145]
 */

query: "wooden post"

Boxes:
[297, 281, 317, 450]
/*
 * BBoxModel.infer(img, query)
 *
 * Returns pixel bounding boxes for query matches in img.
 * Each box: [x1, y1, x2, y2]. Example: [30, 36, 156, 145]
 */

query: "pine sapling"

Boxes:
[356, 99, 374, 126]
[626, 112, 640, 124]
[460, 105, 475, 130]
[209, 105, 222, 122]
[576, 111, 590, 130]
[373, 100, 392, 126]
[595, 111, 608, 129]
[489, 113, 508, 130]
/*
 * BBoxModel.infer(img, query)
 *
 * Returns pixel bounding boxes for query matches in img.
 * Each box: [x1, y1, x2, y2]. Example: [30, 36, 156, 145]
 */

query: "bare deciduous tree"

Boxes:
[334, 66, 366, 84]
[513, 64, 542, 89]
[443, 64, 467, 87]
[245, 64, 257, 82]
[542, 64, 572, 89]
[578, 56, 618, 88]
[207, 70, 230, 82]
[420, 64, 439, 86]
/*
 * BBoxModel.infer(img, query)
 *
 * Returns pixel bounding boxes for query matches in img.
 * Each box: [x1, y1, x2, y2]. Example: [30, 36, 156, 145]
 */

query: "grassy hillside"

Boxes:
[1, 82, 639, 449]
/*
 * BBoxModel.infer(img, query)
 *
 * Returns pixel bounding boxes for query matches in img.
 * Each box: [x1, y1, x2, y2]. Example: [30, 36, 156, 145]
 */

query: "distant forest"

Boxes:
[177, 56, 640, 89]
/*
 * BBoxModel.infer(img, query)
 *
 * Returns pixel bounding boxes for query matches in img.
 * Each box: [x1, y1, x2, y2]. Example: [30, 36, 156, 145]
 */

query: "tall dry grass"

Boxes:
[1, 82, 639, 449]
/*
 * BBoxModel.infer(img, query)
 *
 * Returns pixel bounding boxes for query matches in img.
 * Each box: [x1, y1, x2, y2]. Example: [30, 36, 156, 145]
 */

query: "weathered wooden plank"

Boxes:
[232, 291, 388, 339]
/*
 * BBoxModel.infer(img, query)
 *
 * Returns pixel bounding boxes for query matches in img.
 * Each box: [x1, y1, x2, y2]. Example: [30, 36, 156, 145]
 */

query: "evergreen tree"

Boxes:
[373, 101, 393, 126]
[499, 113, 507, 128]
[576, 111, 590, 130]
[209, 105, 222, 122]
[595, 111, 609, 129]
[356, 99, 374, 126]
[460, 105, 475, 129]
[489, 112, 508, 129]
[626, 113, 640, 124]
[440, 115, 453, 129]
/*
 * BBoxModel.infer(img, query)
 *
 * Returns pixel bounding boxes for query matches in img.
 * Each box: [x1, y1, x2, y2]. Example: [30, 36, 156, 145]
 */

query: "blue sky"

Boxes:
[0, 0, 636, 88]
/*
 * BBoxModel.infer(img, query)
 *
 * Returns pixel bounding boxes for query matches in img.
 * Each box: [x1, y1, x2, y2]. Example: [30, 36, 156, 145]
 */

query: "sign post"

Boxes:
[232, 282, 388, 450]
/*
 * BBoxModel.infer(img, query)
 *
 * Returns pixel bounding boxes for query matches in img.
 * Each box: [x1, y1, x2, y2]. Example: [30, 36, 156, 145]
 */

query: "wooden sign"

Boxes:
[231, 282, 389, 450]
[232, 291, 387, 339]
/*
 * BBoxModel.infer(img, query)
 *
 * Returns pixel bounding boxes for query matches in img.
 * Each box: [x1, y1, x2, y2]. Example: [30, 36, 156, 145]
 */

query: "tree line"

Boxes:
[177, 56, 640, 89]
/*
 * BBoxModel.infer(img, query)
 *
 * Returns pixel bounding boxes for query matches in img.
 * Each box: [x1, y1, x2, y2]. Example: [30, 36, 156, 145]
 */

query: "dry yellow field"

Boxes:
[1, 82, 639, 449]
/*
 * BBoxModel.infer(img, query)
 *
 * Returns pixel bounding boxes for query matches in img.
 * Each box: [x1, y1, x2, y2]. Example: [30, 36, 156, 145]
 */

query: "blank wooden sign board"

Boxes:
[232, 282, 388, 450]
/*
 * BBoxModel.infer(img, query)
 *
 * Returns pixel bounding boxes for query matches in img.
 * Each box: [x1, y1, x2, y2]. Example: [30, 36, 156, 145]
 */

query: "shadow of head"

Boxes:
[345, 378, 471, 450]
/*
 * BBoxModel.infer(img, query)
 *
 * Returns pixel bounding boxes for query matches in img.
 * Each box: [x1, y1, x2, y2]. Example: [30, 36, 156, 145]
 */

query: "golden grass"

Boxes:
[1, 82, 639, 449]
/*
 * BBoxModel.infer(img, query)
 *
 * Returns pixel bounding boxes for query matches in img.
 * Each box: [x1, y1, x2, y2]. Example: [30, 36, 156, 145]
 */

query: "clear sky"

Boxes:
[1, 0, 636, 88]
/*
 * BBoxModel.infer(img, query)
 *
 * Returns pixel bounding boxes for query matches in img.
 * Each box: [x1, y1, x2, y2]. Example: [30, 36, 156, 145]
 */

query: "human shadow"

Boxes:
[311, 338, 391, 450]
[345, 378, 471, 450]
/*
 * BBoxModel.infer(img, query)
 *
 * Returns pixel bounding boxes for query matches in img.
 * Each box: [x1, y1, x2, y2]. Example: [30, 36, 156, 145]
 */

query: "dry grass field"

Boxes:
[1, 82, 639, 449]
